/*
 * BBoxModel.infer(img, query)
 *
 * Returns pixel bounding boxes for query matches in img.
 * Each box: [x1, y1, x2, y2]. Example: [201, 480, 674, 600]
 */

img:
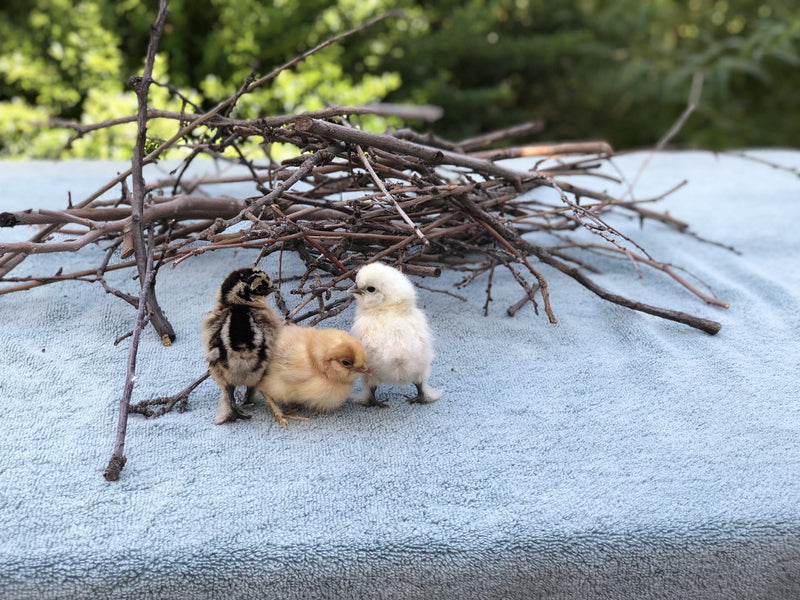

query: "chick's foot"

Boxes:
[361, 397, 391, 408]
[265, 398, 311, 429]
[272, 413, 311, 430]
[353, 386, 389, 408]
[215, 386, 253, 423]
[229, 403, 253, 420]
[406, 382, 442, 404]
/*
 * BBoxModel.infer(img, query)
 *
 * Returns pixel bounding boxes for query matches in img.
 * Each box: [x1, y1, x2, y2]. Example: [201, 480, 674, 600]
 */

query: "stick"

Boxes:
[355, 145, 428, 244]
[49, 103, 444, 139]
[130, 371, 210, 418]
[103, 228, 157, 481]
[456, 195, 557, 323]
[455, 120, 546, 152]
[470, 141, 612, 161]
[529, 246, 722, 335]
[295, 117, 533, 191]
[128, 0, 175, 345]
[622, 72, 704, 199]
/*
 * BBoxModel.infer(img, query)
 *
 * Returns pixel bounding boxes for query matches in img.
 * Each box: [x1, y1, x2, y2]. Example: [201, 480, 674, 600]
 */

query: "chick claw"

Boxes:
[406, 383, 438, 405]
[273, 413, 312, 430]
[222, 386, 252, 421]
[365, 398, 391, 408]
[228, 404, 253, 421]
[358, 386, 390, 408]
[265, 398, 311, 429]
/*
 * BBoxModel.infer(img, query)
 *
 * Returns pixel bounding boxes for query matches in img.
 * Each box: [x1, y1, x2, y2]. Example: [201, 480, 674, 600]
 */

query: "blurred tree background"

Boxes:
[1, 0, 798, 158]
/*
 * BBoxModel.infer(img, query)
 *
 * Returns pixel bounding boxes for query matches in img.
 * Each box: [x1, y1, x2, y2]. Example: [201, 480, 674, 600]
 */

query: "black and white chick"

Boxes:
[201, 268, 282, 424]
[348, 262, 442, 407]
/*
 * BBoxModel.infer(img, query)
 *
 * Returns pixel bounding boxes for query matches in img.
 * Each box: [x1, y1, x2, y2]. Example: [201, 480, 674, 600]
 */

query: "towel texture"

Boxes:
[0, 150, 798, 599]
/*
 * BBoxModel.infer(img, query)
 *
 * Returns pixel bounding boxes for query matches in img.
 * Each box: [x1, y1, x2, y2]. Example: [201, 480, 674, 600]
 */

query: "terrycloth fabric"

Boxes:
[0, 151, 798, 599]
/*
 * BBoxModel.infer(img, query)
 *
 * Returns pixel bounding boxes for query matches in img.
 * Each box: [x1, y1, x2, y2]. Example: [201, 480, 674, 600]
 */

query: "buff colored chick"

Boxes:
[348, 262, 442, 407]
[257, 326, 370, 428]
[202, 268, 282, 424]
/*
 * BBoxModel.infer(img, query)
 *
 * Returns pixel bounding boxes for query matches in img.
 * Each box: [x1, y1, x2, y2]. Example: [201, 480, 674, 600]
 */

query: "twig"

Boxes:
[169, 144, 339, 261]
[103, 224, 157, 481]
[355, 144, 428, 244]
[458, 195, 557, 323]
[413, 281, 468, 302]
[483, 260, 496, 316]
[128, 0, 175, 346]
[295, 117, 533, 191]
[130, 371, 210, 417]
[455, 120, 546, 152]
[528, 245, 721, 334]
[506, 287, 540, 317]
[724, 151, 800, 178]
[470, 141, 611, 161]
[622, 72, 704, 199]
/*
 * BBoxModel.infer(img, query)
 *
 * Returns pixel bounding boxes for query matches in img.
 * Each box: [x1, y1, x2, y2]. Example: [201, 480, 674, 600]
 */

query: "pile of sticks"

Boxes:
[0, 108, 726, 334]
[0, 4, 727, 479]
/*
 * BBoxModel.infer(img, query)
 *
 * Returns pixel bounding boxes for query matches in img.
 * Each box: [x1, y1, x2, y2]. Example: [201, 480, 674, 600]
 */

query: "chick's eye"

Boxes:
[366, 286, 376, 293]
[340, 360, 353, 367]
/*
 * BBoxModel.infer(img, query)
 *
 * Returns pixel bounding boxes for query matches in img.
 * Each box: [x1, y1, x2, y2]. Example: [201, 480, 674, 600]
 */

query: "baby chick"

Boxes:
[257, 326, 370, 428]
[348, 262, 442, 407]
[202, 267, 282, 424]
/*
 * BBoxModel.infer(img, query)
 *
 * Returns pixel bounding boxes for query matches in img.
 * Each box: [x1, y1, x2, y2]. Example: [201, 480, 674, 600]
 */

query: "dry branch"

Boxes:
[128, 0, 174, 346]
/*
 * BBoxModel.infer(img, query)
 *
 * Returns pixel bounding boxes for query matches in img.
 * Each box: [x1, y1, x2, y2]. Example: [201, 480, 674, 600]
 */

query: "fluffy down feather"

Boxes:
[257, 326, 369, 428]
[201, 268, 282, 424]
[348, 262, 442, 406]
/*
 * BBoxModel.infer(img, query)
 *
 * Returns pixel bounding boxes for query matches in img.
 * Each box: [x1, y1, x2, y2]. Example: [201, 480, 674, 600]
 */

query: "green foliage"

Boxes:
[1, 0, 799, 158]
[381, 0, 800, 148]
[0, 0, 406, 158]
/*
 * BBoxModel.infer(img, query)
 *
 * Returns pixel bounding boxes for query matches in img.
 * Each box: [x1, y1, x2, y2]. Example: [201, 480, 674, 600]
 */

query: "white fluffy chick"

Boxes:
[348, 262, 442, 407]
[201, 268, 282, 424]
[257, 326, 370, 428]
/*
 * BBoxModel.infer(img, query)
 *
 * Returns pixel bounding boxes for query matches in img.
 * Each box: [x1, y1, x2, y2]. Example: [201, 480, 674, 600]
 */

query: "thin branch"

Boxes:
[455, 120, 546, 152]
[295, 117, 535, 191]
[355, 144, 428, 244]
[130, 371, 210, 417]
[103, 225, 157, 481]
[529, 245, 721, 334]
[623, 72, 704, 199]
[128, 0, 175, 345]
[470, 141, 611, 161]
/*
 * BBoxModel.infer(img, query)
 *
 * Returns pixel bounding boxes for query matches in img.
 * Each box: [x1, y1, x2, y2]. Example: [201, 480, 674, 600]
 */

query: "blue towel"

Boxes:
[1, 150, 798, 599]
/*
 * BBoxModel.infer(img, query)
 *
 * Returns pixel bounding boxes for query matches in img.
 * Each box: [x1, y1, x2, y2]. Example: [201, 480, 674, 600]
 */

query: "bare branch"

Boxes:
[103, 223, 158, 481]
[295, 117, 535, 191]
[130, 371, 210, 418]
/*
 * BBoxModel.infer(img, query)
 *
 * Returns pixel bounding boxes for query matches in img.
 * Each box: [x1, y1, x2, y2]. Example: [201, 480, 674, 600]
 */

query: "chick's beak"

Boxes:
[347, 285, 362, 295]
[254, 283, 275, 295]
[357, 366, 372, 376]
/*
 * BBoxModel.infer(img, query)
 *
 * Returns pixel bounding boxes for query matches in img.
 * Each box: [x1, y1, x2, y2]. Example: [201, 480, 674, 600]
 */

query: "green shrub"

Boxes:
[1, 0, 798, 158]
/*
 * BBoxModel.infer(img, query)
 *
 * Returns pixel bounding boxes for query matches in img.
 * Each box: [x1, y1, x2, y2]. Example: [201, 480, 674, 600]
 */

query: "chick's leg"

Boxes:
[407, 382, 442, 404]
[214, 389, 233, 424]
[215, 385, 252, 424]
[264, 396, 310, 429]
[352, 384, 389, 408]
[243, 386, 260, 406]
